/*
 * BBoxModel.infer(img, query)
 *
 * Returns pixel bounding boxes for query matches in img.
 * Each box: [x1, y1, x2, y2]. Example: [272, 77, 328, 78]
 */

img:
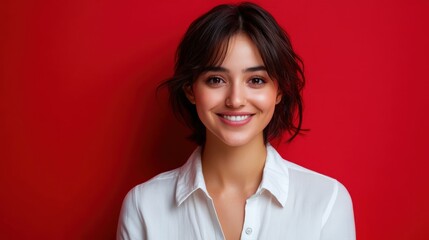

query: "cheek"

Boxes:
[251, 89, 279, 111]
[193, 87, 225, 111]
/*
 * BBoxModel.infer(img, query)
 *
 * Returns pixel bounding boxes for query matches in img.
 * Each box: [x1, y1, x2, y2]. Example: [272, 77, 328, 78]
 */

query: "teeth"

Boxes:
[222, 115, 250, 122]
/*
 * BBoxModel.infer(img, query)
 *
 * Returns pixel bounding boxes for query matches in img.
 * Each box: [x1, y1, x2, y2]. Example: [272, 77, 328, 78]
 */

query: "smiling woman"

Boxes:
[117, 2, 355, 240]
[185, 33, 281, 148]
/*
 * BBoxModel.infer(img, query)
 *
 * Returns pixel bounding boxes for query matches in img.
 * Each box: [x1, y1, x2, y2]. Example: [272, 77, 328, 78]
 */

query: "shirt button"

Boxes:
[245, 227, 253, 235]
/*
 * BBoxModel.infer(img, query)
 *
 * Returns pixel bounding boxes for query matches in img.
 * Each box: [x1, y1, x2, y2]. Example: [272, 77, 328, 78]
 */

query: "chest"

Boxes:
[143, 191, 323, 240]
[211, 192, 247, 240]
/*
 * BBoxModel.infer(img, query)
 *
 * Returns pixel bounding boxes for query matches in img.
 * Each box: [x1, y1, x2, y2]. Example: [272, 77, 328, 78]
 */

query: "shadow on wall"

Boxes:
[79, 45, 196, 239]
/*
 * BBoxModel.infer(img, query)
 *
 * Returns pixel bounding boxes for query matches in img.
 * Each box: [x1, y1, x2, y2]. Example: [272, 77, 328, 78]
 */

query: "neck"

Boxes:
[201, 133, 267, 192]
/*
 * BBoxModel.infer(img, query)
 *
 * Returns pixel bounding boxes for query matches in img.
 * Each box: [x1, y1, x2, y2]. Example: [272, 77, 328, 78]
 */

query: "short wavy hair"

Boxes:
[160, 2, 305, 145]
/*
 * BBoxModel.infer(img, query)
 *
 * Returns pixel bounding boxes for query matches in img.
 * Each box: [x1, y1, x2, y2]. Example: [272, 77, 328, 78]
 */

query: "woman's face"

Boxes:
[186, 33, 282, 147]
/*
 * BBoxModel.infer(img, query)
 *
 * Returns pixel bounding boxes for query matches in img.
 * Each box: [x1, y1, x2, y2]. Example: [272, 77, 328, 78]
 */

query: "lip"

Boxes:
[216, 112, 255, 126]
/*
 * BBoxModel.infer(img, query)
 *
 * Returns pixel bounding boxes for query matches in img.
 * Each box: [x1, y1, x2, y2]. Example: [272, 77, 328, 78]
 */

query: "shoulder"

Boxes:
[122, 147, 202, 212]
[268, 145, 352, 207]
[269, 145, 338, 187]
[285, 159, 338, 189]
[122, 168, 180, 212]
[117, 169, 183, 240]
[284, 159, 351, 200]
[272, 151, 355, 238]
[130, 168, 179, 197]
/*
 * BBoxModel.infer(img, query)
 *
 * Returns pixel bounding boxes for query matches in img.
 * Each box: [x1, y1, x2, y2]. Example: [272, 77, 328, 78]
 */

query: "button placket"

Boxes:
[241, 196, 259, 239]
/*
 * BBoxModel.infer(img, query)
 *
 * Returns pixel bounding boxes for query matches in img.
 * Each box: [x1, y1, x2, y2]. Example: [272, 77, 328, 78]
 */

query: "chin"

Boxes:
[216, 133, 260, 148]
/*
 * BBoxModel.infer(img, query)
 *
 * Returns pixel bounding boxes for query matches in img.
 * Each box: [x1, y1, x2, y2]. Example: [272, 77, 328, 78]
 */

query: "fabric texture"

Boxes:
[117, 145, 356, 240]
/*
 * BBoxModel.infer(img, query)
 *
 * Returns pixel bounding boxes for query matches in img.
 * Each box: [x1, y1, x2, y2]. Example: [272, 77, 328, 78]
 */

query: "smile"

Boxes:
[221, 115, 250, 122]
[216, 113, 254, 126]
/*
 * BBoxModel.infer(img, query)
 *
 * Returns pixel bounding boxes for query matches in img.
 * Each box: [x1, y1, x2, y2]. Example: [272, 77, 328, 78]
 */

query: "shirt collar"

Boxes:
[175, 144, 289, 207]
[175, 147, 210, 206]
[258, 144, 289, 207]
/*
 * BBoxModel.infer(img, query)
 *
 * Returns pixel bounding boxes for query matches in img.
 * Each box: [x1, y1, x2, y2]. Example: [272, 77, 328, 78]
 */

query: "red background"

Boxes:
[1, 0, 428, 239]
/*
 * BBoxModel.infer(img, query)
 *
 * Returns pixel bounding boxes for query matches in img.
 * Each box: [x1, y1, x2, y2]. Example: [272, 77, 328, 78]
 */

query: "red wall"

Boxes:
[1, 0, 428, 239]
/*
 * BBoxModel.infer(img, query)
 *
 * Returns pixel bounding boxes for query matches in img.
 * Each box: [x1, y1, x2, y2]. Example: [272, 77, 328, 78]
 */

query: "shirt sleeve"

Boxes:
[117, 187, 146, 240]
[320, 181, 356, 240]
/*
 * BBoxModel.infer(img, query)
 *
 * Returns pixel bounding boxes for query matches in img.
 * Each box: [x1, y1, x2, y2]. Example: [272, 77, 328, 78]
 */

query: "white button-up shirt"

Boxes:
[117, 145, 355, 240]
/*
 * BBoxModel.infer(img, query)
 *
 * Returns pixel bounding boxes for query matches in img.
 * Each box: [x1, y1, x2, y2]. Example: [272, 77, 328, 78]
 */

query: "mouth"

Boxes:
[216, 113, 255, 125]
[220, 114, 251, 122]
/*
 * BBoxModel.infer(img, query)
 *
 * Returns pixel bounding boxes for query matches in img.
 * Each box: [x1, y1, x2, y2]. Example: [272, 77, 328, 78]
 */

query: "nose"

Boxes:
[225, 82, 246, 108]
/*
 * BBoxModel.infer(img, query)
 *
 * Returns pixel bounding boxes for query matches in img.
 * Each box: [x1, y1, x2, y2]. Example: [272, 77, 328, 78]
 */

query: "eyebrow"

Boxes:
[201, 65, 267, 73]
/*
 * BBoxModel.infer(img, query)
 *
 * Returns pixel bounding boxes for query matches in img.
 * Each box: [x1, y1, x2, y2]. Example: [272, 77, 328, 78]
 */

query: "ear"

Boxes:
[183, 84, 196, 104]
[275, 91, 282, 104]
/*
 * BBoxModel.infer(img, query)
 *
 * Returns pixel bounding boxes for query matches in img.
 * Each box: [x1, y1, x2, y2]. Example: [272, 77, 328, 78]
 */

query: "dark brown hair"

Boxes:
[160, 2, 305, 145]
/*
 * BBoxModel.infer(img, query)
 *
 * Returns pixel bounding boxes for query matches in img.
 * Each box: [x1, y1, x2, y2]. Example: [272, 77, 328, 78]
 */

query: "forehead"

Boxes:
[219, 33, 265, 69]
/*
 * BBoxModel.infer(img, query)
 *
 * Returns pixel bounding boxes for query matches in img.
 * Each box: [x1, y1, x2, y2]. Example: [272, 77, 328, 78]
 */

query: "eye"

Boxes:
[248, 77, 266, 87]
[206, 76, 226, 86]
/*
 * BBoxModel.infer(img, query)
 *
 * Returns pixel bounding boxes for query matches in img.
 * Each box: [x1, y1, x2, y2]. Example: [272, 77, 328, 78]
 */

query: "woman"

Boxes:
[117, 2, 355, 240]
